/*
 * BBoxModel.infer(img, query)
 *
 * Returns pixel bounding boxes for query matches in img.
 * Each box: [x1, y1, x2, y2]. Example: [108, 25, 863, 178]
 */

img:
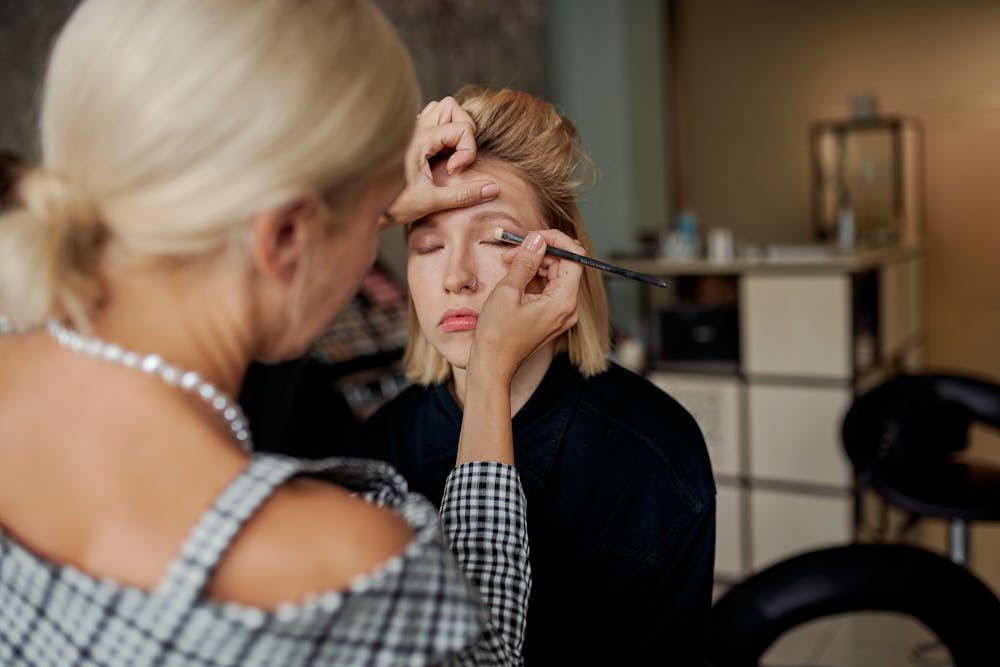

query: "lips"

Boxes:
[439, 307, 479, 333]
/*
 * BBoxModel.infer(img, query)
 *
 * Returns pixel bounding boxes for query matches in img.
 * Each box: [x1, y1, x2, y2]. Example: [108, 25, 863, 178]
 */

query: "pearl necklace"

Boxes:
[46, 320, 253, 454]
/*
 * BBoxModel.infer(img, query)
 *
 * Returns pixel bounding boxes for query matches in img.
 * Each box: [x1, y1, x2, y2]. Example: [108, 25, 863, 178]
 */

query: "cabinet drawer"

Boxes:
[648, 372, 742, 477]
[715, 483, 745, 579]
[741, 275, 852, 379]
[750, 488, 852, 571]
[747, 383, 852, 487]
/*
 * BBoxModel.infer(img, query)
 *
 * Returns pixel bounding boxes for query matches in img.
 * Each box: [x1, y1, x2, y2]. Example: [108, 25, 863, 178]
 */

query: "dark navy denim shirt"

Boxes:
[353, 354, 716, 666]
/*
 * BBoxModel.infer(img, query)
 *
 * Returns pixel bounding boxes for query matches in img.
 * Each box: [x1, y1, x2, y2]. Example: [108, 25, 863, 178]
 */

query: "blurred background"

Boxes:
[3, 2, 999, 663]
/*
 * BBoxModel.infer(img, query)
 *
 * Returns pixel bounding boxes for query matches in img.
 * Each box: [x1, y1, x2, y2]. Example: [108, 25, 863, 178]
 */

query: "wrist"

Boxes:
[465, 342, 515, 389]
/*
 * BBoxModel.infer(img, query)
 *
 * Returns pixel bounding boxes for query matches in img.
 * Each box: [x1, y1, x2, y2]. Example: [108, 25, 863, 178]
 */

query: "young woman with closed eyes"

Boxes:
[353, 85, 717, 666]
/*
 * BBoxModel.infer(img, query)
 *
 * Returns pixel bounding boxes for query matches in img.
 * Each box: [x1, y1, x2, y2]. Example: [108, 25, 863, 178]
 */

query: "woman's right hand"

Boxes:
[469, 229, 584, 384]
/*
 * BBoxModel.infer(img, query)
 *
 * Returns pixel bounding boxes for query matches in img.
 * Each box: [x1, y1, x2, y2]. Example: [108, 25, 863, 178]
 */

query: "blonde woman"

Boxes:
[354, 86, 717, 665]
[0, 2, 585, 665]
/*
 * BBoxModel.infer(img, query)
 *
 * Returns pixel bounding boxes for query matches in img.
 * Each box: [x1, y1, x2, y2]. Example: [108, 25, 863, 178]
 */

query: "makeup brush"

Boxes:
[494, 228, 668, 288]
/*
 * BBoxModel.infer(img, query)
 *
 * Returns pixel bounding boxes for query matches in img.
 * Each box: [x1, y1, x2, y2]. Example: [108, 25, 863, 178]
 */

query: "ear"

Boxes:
[248, 194, 319, 282]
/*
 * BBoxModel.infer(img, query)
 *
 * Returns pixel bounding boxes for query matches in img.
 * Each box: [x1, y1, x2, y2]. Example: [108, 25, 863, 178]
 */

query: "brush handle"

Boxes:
[498, 230, 668, 288]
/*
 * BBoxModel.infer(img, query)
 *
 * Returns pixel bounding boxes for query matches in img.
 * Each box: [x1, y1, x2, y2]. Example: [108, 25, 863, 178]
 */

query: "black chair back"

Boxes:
[708, 543, 1000, 667]
[841, 372, 1000, 522]
[843, 373, 1000, 471]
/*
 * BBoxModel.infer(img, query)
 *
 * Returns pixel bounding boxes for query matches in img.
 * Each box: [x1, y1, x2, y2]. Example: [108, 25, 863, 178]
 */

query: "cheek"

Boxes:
[406, 261, 437, 319]
[474, 248, 512, 288]
[406, 260, 432, 300]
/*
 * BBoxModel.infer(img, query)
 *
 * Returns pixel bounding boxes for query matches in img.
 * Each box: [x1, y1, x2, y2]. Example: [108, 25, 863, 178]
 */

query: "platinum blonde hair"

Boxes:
[0, 0, 419, 330]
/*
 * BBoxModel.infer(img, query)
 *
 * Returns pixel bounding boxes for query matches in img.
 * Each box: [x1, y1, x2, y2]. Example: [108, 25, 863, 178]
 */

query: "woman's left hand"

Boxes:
[379, 97, 500, 229]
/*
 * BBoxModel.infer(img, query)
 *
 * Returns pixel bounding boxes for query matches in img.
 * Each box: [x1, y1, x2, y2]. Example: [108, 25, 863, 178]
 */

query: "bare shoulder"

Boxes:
[209, 475, 413, 609]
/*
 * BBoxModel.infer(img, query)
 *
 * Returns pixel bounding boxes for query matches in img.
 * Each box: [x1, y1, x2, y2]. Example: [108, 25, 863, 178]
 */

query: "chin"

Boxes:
[443, 348, 472, 371]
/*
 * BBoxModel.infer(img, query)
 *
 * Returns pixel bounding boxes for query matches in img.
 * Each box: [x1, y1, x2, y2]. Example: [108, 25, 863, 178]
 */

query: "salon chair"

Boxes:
[707, 543, 1000, 667]
[841, 372, 1000, 567]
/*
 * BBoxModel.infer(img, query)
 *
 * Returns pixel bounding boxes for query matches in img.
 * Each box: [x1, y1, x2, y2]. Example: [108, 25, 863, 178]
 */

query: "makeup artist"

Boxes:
[0, 1, 585, 664]
[351, 86, 717, 666]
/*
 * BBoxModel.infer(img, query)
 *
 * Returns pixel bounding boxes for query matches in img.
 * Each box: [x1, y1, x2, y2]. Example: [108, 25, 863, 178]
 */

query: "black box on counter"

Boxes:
[652, 304, 740, 367]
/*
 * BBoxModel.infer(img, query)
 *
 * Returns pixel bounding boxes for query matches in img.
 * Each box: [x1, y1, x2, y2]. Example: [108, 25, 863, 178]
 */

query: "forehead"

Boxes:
[416, 159, 542, 230]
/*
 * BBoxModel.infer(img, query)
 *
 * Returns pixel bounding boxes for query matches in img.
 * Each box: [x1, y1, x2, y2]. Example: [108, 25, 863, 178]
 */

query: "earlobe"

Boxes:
[249, 195, 318, 282]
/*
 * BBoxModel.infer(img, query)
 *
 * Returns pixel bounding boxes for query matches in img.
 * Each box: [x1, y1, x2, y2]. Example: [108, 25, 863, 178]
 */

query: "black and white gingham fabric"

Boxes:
[439, 464, 530, 666]
[0, 454, 531, 666]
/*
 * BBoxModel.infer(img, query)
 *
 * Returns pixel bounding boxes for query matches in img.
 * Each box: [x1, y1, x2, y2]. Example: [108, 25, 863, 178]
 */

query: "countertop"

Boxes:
[611, 243, 923, 277]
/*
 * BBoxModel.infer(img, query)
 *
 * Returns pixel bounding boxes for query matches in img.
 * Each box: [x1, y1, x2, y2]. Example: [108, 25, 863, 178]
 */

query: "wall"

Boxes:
[0, 0, 79, 158]
[550, 0, 671, 334]
[674, 0, 1000, 593]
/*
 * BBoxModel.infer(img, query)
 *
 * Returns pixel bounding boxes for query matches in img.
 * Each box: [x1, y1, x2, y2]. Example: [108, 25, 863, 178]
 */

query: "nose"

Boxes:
[442, 246, 478, 294]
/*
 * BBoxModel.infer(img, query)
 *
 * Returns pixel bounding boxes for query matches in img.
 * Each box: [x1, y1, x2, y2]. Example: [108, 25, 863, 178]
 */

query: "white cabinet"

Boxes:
[620, 246, 923, 581]
[750, 488, 852, 571]
[741, 275, 852, 379]
[746, 384, 853, 487]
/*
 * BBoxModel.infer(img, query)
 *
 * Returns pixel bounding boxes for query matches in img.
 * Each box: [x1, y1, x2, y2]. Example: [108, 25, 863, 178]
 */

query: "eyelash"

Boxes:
[411, 239, 508, 255]
[412, 245, 442, 255]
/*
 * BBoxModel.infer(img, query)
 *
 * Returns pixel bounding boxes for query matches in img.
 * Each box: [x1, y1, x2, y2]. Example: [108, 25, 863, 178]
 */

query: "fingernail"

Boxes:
[526, 232, 544, 252]
[481, 182, 500, 199]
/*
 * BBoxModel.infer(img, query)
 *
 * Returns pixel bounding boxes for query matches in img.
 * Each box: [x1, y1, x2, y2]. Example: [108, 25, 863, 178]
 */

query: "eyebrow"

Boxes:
[409, 209, 526, 233]
[469, 210, 524, 229]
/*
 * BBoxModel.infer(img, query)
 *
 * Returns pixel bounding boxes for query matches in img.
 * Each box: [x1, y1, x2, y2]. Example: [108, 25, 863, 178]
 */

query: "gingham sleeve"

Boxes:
[439, 462, 531, 666]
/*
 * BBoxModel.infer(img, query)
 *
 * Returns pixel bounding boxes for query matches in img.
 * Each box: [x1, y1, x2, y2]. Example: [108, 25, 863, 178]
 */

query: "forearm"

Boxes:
[441, 462, 531, 666]
[455, 355, 514, 466]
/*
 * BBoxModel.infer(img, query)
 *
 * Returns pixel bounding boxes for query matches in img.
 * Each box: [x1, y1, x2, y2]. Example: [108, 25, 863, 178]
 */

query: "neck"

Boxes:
[89, 252, 254, 396]
[451, 343, 556, 417]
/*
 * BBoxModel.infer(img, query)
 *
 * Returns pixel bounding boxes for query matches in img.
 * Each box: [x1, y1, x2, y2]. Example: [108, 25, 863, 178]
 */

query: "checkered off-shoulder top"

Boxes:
[0, 455, 531, 666]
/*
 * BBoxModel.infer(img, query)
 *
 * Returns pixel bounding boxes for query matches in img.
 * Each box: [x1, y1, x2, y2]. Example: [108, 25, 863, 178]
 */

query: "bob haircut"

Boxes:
[404, 85, 611, 384]
[0, 0, 419, 330]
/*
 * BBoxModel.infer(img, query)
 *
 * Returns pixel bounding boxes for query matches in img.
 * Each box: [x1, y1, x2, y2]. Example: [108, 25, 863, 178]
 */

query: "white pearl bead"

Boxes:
[141, 354, 163, 374]
[180, 371, 200, 390]
[198, 384, 216, 400]
[161, 365, 180, 385]
[102, 344, 123, 362]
